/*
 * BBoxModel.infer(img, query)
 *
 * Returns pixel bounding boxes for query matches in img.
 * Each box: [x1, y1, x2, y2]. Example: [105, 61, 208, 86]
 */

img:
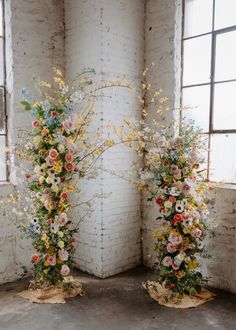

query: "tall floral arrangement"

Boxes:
[145, 123, 212, 296]
[18, 68, 126, 286]
[111, 106, 214, 297]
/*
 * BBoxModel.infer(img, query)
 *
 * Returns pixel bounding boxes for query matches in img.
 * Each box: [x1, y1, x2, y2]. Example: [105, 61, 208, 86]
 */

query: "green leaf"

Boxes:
[21, 100, 31, 111]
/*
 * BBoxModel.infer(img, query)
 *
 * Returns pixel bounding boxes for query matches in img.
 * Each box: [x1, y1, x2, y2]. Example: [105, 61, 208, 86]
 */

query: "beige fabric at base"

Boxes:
[17, 276, 85, 304]
[142, 281, 216, 308]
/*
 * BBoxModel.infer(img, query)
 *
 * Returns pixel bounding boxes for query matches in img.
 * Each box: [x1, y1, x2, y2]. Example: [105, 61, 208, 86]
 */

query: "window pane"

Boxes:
[0, 135, 6, 181]
[215, 31, 236, 81]
[184, 0, 213, 38]
[0, 38, 3, 85]
[215, 0, 236, 30]
[182, 85, 210, 132]
[0, 87, 4, 130]
[183, 35, 212, 86]
[210, 134, 236, 182]
[0, 2, 2, 36]
[213, 82, 236, 130]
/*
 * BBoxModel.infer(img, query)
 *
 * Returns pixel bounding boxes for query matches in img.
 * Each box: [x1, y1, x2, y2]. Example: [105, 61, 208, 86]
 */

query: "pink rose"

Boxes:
[191, 228, 202, 238]
[174, 170, 182, 180]
[63, 118, 74, 132]
[46, 254, 56, 266]
[172, 263, 180, 270]
[168, 231, 183, 245]
[41, 129, 48, 136]
[60, 264, 70, 276]
[56, 213, 68, 226]
[182, 182, 191, 193]
[167, 243, 177, 253]
[43, 188, 52, 197]
[171, 165, 179, 174]
[58, 249, 69, 261]
[70, 242, 76, 251]
[162, 256, 173, 267]
[32, 120, 39, 128]
[51, 111, 58, 117]
[182, 167, 189, 175]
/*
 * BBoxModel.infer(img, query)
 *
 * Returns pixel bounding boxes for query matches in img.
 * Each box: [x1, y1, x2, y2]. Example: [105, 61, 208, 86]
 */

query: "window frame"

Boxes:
[181, 0, 236, 183]
[0, 0, 8, 182]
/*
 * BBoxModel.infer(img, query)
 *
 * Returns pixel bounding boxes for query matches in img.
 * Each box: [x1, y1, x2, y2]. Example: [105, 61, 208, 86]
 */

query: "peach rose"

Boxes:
[49, 149, 59, 160]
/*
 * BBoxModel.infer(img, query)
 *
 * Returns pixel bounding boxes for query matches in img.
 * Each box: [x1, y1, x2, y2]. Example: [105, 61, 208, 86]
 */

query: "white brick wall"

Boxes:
[65, 0, 144, 278]
[142, 0, 182, 265]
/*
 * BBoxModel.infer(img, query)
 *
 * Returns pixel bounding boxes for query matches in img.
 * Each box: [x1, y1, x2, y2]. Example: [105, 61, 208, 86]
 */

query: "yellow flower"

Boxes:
[44, 261, 49, 267]
[39, 81, 52, 88]
[41, 233, 48, 241]
[104, 139, 115, 147]
[33, 101, 41, 109]
[48, 246, 55, 255]
[45, 176, 52, 184]
[39, 149, 46, 156]
[43, 269, 49, 274]
[57, 231, 64, 238]
[176, 271, 186, 279]
[53, 67, 63, 77]
[58, 241, 64, 249]
[66, 185, 74, 193]
[164, 200, 172, 209]
[53, 160, 63, 174]
[187, 259, 199, 270]
[39, 176, 45, 184]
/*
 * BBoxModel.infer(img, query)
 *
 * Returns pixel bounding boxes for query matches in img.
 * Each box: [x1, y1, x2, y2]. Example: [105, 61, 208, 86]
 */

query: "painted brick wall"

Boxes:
[142, 0, 182, 266]
[0, 0, 65, 284]
[65, 0, 144, 277]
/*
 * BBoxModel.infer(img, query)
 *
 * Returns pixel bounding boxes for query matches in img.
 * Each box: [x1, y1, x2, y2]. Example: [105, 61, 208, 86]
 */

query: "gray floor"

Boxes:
[0, 267, 235, 330]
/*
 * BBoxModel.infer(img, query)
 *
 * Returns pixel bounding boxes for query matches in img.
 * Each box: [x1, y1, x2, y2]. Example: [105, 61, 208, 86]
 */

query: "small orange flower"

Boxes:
[61, 192, 68, 200]
[65, 162, 74, 171]
[49, 149, 59, 159]
[31, 254, 40, 264]
[65, 152, 74, 162]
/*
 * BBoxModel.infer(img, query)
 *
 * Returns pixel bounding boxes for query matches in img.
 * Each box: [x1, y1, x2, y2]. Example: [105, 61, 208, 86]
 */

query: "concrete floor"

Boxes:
[0, 267, 235, 330]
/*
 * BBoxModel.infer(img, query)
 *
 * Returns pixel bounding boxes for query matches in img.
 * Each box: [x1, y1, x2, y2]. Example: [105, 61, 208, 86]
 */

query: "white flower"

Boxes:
[175, 201, 184, 213]
[33, 224, 41, 234]
[51, 176, 61, 185]
[34, 165, 44, 176]
[169, 186, 180, 196]
[55, 213, 68, 226]
[60, 264, 70, 276]
[58, 144, 65, 153]
[50, 223, 59, 234]
[31, 217, 39, 225]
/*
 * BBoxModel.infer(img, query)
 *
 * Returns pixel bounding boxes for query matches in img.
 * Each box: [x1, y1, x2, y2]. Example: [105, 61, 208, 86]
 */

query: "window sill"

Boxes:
[213, 183, 236, 190]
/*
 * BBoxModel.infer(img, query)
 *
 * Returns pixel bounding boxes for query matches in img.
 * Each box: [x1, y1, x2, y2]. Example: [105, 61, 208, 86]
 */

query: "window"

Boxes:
[182, 0, 236, 183]
[0, 0, 7, 181]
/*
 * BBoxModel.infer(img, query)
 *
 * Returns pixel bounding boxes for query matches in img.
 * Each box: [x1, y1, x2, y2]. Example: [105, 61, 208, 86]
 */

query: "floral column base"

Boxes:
[17, 276, 84, 304]
[142, 281, 215, 308]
